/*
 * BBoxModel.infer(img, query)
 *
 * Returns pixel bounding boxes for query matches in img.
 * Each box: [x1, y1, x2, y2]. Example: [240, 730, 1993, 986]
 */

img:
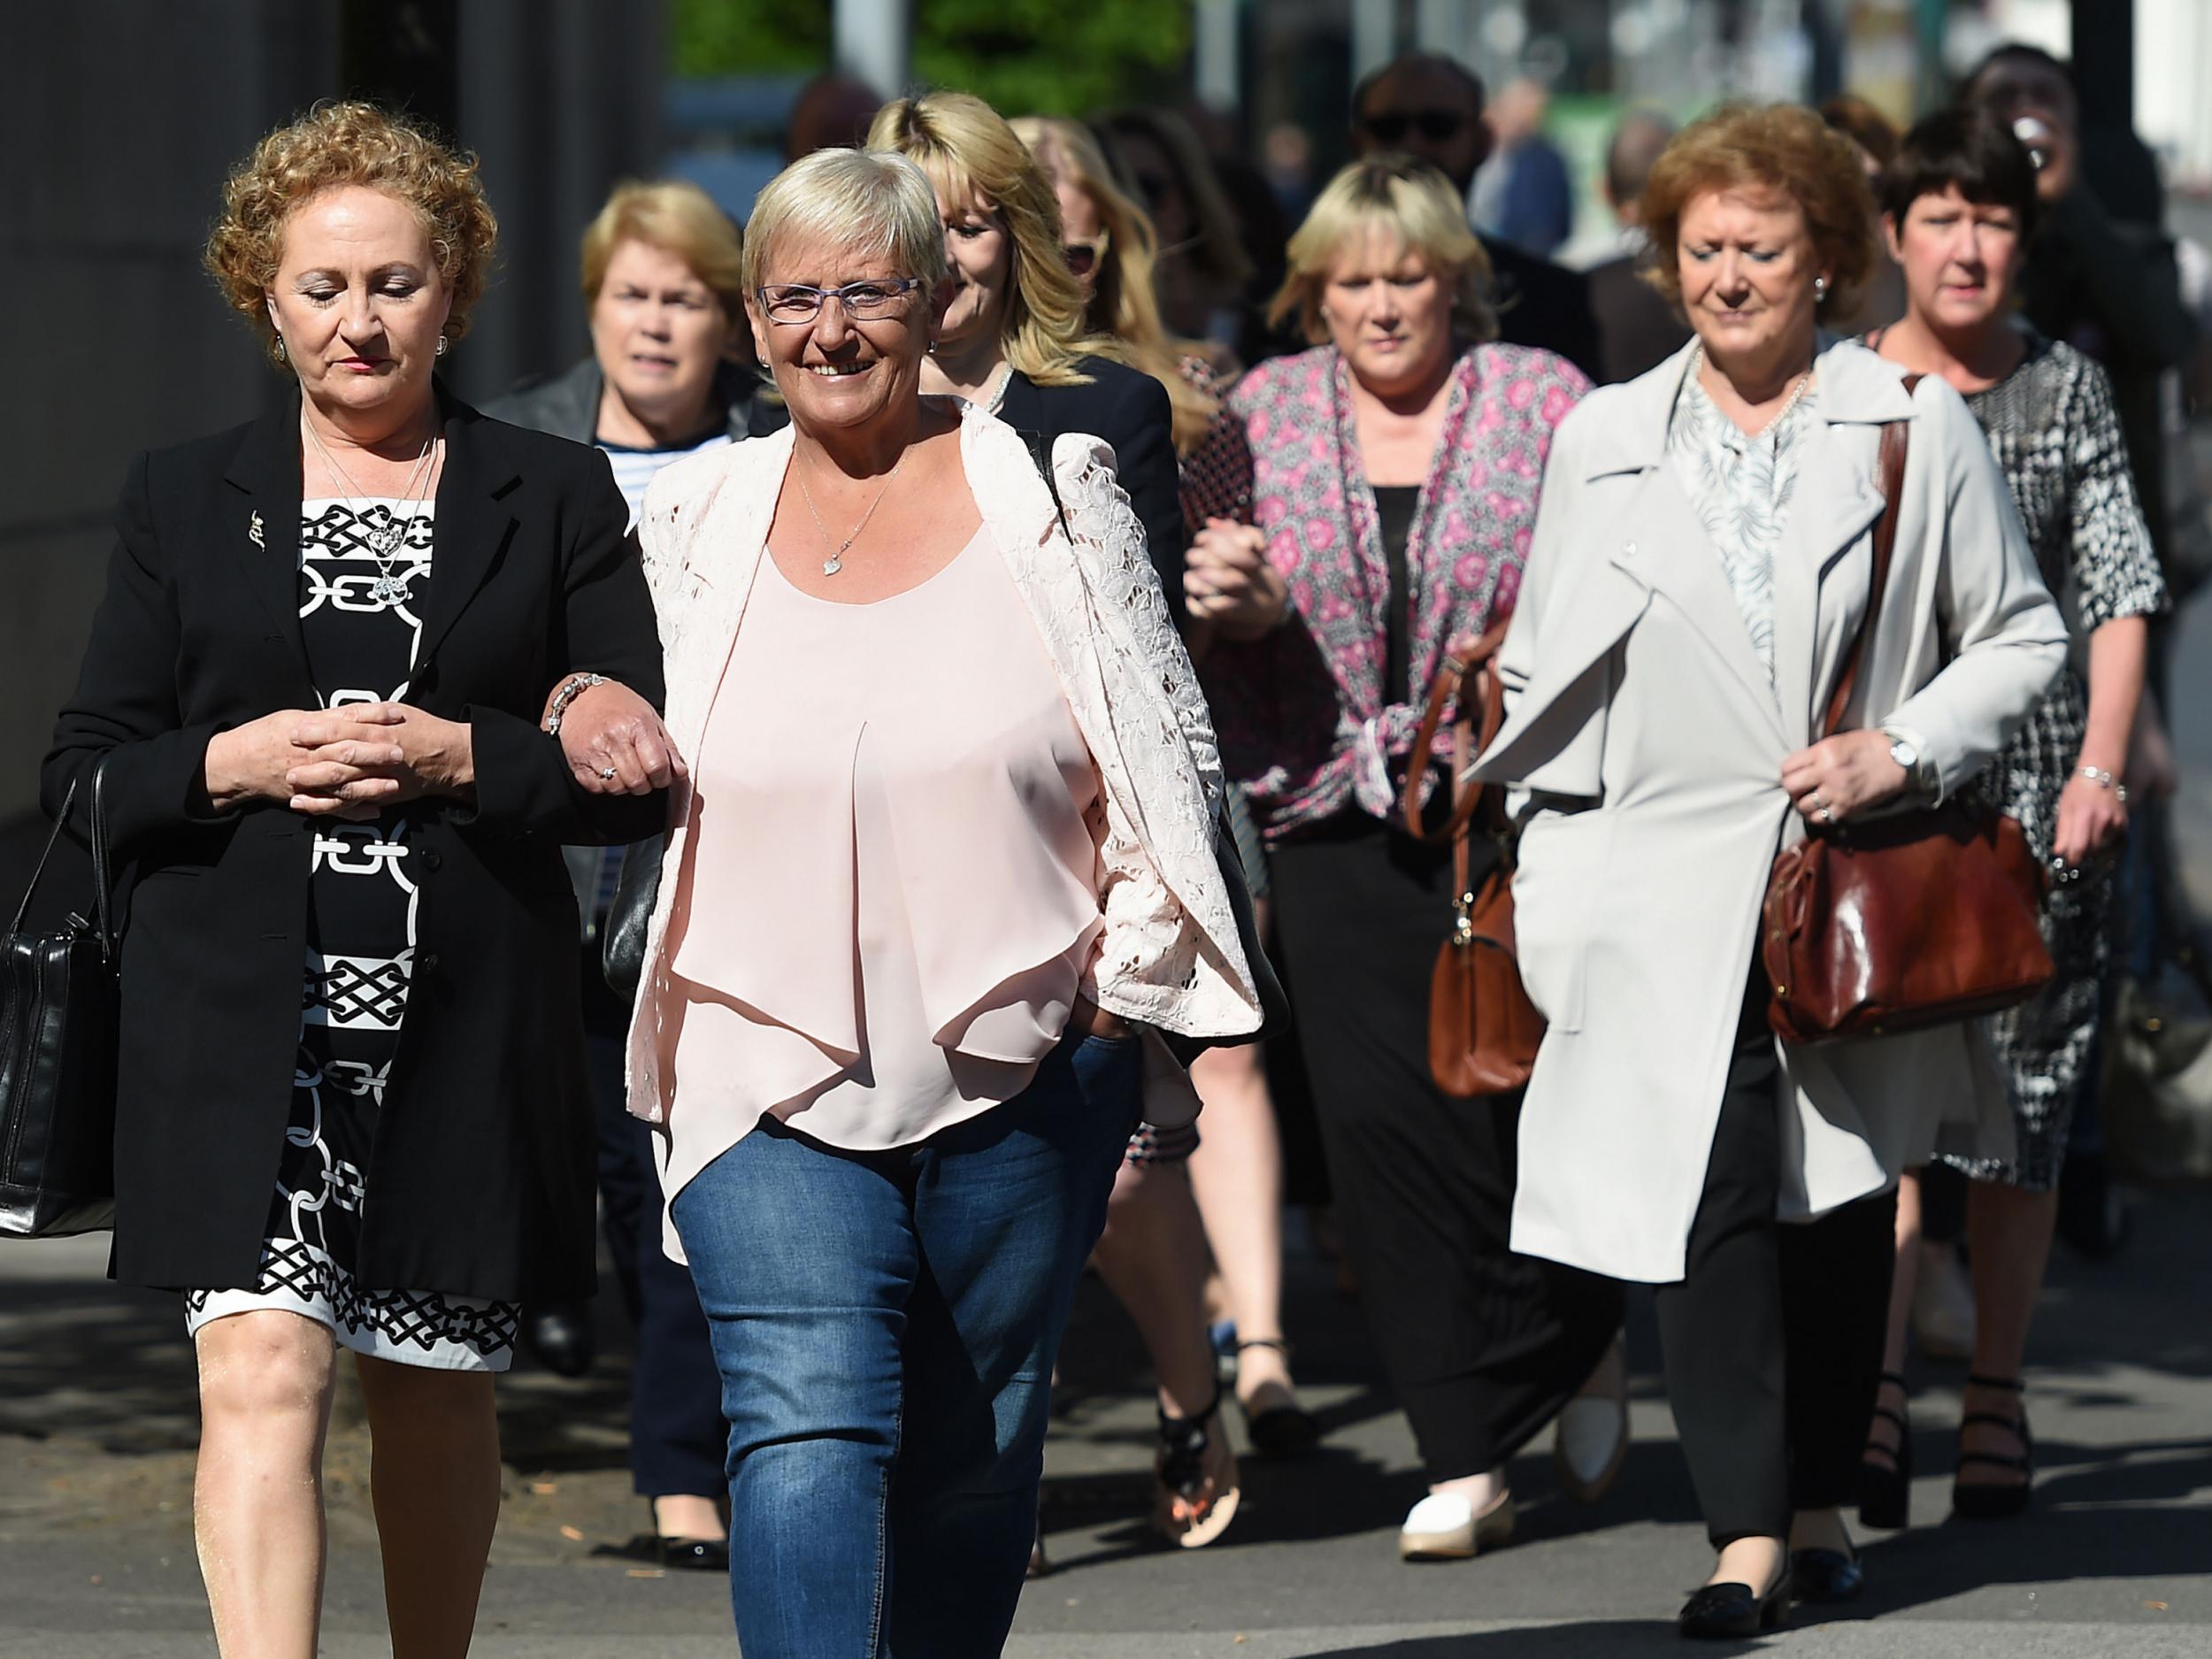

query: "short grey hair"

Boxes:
[740, 147, 948, 296]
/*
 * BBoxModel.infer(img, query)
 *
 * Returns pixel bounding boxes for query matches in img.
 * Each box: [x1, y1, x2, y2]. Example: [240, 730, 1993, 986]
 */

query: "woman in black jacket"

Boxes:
[41, 104, 662, 1657]
[864, 90, 1187, 607]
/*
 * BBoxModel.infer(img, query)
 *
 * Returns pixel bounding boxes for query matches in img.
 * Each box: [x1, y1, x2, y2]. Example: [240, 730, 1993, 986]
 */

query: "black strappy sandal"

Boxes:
[1953, 1373, 2032, 1519]
[1154, 1383, 1241, 1548]
[1233, 1337, 1320, 1458]
[1856, 1370, 1913, 1530]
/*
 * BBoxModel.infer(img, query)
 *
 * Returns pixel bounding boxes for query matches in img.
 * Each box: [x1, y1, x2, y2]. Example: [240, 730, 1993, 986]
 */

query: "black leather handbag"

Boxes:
[600, 832, 662, 1001]
[1, 760, 120, 1238]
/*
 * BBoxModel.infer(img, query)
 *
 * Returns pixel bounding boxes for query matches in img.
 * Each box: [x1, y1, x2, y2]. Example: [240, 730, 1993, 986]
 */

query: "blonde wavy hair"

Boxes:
[1012, 116, 1220, 455]
[1271, 155, 1496, 345]
[205, 101, 497, 369]
[580, 179, 745, 319]
[867, 91, 1095, 388]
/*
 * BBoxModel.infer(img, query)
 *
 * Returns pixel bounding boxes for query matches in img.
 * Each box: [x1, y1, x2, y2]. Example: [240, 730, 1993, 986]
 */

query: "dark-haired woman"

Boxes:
[1856, 109, 2165, 1529]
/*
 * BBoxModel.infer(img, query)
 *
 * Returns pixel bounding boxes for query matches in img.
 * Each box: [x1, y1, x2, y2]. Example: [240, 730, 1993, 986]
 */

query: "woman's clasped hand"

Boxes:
[1184, 517, 1287, 639]
[203, 700, 476, 818]
[547, 680, 687, 796]
[1780, 729, 1909, 827]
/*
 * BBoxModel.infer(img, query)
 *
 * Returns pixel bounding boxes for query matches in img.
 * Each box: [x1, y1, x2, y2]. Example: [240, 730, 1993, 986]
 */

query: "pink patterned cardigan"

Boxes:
[1202, 342, 1587, 841]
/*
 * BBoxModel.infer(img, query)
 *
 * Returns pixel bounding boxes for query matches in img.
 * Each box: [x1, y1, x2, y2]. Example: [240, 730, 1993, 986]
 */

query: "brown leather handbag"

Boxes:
[1763, 396, 2054, 1044]
[1402, 624, 1547, 1094]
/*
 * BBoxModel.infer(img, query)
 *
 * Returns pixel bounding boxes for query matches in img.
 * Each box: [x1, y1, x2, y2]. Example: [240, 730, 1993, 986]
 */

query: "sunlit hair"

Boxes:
[1269, 155, 1496, 346]
[867, 91, 1094, 387]
[1880, 108, 2040, 244]
[739, 147, 948, 298]
[581, 180, 747, 319]
[1639, 104, 1878, 321]
[206, 101, 496, 369]
[1011, 115, 1218, 454]
[1094, 108, 1257, 294]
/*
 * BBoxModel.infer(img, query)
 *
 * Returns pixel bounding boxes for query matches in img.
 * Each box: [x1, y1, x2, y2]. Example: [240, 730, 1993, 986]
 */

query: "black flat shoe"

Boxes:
[1857, 1370, 1913, 1531]
[1954, 1373, 2033, 1519]
[1234, 1339, 1320, 1458]
[1678, 1572, 1790, 1639]
[656, 1535, 730, 1571]
[1790, 1546, 1866, 1603]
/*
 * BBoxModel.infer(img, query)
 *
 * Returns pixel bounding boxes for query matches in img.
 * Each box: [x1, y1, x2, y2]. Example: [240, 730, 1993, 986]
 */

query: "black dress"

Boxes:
[182, 497, 517, 1370]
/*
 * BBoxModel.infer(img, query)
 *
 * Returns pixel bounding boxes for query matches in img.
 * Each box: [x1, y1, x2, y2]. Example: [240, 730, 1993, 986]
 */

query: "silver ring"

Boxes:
[598, 766, 618, 781]
[1816, 804, 1835, 825]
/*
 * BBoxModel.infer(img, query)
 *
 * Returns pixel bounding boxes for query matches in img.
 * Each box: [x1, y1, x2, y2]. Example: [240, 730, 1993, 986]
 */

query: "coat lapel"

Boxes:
[219, 402, 314, 697]
[1770, 420, 1885, 751]
[414, 400, 520, 673]
[1608, 463, 1785, 743]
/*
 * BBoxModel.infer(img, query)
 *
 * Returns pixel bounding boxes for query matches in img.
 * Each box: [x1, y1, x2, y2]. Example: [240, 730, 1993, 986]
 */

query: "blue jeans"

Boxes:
[671, 1030, 1140, 1658]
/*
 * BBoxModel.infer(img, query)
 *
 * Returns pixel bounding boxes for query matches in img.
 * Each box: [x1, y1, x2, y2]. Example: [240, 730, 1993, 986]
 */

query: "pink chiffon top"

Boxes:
[656, 525, 1106, 1205]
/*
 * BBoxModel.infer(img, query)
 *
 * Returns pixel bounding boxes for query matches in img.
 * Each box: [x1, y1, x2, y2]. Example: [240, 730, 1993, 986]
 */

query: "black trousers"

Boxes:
[1271, 815, 1624, 1484]
[1653, 971, 1898, 1545]
[584, 1022, 728, 1501]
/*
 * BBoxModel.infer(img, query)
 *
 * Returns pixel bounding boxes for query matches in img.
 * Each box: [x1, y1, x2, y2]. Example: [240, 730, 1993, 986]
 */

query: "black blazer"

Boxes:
[40, 391, 665, 1301]
[1481, 234, 1601, 381]
[996, 355, 1185, 612]
[1586, 253, 1693, 386]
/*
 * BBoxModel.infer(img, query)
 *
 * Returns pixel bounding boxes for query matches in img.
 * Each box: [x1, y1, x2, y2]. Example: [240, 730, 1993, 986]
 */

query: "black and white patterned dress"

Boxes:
[1935, 333, 2167, 1191]
[183, 498, 519, 1370]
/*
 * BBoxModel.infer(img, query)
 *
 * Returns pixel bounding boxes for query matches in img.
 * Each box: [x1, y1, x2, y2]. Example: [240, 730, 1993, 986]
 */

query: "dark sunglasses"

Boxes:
[1361, 109, 1470, 144]
[1064, 232, 1110, 279]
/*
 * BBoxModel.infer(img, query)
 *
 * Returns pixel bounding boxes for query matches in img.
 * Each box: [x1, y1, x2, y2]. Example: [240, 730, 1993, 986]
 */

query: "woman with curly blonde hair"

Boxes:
[865, 91, 1187, 603]
[43, 101, 665, 1656]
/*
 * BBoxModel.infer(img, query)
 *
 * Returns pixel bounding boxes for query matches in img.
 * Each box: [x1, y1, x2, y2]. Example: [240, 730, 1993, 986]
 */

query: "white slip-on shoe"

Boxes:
[1398, 1487, 1515, 1562]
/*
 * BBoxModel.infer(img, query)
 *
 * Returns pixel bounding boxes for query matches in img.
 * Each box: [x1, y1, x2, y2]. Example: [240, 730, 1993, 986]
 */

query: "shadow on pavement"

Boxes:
[1296, 1622, 1760, 1657]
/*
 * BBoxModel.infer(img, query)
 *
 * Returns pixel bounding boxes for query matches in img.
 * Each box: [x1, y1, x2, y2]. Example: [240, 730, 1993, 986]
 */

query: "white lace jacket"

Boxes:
[623, 399, 1263, 1130]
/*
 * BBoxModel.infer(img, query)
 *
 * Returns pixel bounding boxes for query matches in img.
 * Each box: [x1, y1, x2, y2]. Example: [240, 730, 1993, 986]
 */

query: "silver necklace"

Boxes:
[795, 450, 908, 576]
[1692, 342, 1816, 441]
[303, 416, 438, 603]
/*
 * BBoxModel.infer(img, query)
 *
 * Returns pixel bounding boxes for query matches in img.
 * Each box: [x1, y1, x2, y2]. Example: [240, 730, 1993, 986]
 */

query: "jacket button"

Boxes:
[418, 848, 442, 872]
[419, 952, 441, 972]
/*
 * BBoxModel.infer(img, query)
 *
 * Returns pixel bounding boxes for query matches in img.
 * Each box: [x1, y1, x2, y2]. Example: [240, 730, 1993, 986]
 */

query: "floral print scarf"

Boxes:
[1203, 342, 1587, 841]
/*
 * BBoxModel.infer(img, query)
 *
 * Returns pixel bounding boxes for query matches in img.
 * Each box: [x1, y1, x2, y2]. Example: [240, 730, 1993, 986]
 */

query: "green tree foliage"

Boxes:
[672, 0, 1192, 115]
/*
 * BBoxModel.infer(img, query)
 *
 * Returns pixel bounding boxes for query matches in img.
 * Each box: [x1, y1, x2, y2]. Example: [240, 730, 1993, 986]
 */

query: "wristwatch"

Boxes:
[1883, 727, 1938, 797]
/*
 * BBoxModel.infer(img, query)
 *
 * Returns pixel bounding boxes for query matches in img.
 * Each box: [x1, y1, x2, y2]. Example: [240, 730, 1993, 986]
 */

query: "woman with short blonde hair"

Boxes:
[1194, 152, 1626, 1565]
[1270, 156, 1498, 346]
[861, 91, 1188, 604]
[489, 176, 760, 526]
[550, 140, 1263, 1653]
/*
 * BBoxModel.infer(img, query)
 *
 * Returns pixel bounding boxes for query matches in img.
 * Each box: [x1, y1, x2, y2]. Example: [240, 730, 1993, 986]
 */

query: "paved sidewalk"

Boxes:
[2, 1190, 2206, 1657]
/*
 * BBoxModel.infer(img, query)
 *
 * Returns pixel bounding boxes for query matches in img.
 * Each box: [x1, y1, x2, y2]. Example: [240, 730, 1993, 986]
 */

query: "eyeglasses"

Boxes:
[756, 278, 925, 325]
[1360, 110, 1470, 145]
[1064, 231, 1111, 280]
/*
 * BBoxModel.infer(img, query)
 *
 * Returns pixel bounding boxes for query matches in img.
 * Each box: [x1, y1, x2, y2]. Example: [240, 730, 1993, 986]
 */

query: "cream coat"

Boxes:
[622, 401, 1264, 1141]
[1469, 339, 2067, 1284]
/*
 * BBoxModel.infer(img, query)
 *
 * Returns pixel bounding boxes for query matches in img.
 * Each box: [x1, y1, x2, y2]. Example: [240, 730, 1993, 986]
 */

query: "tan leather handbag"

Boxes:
[1763, 392, 2054, 1044]
[1402, 624, 1546, 1095]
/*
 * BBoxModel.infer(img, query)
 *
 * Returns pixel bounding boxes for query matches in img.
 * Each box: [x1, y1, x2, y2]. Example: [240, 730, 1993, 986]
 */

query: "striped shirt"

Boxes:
[598, 431, 734, 531]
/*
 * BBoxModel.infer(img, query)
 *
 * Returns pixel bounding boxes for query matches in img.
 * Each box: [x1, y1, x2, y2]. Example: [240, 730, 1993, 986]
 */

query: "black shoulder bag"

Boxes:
[1, 758, 120, 1237]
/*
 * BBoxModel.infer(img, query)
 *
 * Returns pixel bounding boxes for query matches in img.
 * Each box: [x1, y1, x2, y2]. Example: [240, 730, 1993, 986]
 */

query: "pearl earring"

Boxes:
[1813, 276, 1830, 301]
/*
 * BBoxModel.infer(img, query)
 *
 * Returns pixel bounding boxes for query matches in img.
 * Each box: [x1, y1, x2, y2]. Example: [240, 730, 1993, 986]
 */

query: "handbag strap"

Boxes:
[1401, 620, 1511, 847]
[1816, 373, 1923, 742]
[9, 757, 116, 960]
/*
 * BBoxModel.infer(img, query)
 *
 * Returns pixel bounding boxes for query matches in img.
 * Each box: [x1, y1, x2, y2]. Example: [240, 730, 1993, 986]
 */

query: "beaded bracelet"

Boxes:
[2077, 764, 2128, 803]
